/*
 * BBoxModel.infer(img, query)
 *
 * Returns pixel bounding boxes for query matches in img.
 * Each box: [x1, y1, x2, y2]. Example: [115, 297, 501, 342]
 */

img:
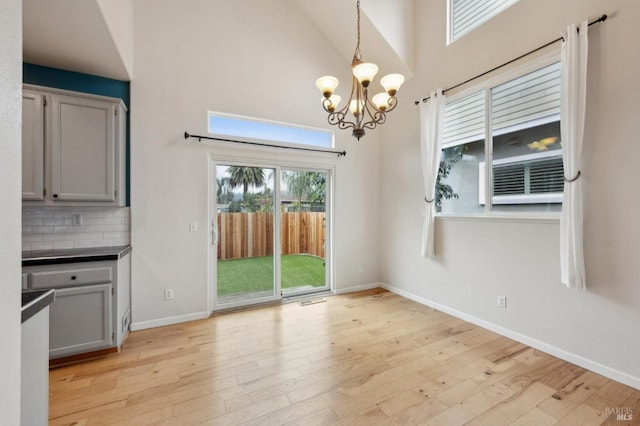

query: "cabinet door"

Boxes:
[49, 284, 113, 358]
[22, 91, 45, 200]
[49, 94, 116, 202]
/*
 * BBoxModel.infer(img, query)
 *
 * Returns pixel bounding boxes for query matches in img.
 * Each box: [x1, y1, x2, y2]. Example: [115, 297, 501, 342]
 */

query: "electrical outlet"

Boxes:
[497, 295, 507, 309]
[71, 214, 83, 226]
[164, 289, 174, 300]
[358, 265, 364, 273]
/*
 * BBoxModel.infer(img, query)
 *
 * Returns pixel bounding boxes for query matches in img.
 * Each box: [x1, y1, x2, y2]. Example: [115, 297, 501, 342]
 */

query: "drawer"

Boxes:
[29, 266, 113, 289]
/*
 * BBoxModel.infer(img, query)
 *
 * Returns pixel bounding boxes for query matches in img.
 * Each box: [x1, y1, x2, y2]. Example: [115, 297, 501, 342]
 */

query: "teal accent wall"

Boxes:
[23, 63, 131, 206]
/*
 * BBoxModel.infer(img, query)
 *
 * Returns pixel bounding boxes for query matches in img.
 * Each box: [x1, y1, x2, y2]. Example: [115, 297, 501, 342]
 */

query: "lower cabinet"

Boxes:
[49, 284, 113, 358]
[22, 252, 131, 360]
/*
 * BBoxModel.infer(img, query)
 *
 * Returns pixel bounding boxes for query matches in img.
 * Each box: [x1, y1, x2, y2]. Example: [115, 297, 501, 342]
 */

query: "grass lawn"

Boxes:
[217, 254, 325, 296]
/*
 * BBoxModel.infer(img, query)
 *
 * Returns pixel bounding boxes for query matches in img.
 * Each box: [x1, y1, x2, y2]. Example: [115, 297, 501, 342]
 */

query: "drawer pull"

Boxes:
[71, 275, 77, 280]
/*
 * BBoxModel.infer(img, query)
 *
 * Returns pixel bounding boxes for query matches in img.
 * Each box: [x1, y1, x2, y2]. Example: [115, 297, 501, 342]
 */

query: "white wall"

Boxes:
[380, 0, 640, 388]
[130, 0, 381, 328]
[0, 0, 23, 422]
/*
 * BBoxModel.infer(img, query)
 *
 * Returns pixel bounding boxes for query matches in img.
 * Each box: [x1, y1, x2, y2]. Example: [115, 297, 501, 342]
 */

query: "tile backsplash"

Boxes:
[23, 206, 130, 251]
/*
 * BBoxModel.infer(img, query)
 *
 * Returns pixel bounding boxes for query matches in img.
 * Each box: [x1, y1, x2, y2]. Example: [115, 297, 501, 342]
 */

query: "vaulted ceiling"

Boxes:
[22, 0, 414, 83]
[22, 0, 133, 80]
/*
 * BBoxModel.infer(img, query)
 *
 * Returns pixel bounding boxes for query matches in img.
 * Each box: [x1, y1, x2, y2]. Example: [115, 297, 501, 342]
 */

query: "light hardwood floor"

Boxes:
[49, 289, 639, 425]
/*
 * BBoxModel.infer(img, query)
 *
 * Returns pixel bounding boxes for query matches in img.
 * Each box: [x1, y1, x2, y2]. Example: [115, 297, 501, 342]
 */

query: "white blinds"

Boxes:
[442, 91, 485, 147]
[451, 0, 521, 41]
[492, 62, 561, 131]
[443, 62, 560, 147]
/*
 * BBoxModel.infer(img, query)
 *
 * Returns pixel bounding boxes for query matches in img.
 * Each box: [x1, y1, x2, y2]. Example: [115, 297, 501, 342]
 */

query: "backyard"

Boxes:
[217, 254, 325, 296]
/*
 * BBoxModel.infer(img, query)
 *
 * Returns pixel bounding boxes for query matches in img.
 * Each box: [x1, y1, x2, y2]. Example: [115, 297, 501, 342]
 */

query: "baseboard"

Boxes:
[130, 311, 210, 331]
[334, 282, 383, 295]
[380, 283, 640, 391]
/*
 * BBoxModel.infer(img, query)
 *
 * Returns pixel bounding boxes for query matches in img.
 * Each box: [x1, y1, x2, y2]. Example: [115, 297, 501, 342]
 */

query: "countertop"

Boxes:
[22, 245, 132, 267]
[22, 289, 55, 323]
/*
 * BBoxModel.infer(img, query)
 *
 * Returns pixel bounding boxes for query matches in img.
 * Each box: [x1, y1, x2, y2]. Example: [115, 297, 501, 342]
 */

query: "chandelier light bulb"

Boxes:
[380, 73, 405, 96]
[350, 99, 364, 116]
[352, 63, 379, 87]
[372, 92, 391, 111]
[324, 95, 341, 112]
[316, 76, 339, 98]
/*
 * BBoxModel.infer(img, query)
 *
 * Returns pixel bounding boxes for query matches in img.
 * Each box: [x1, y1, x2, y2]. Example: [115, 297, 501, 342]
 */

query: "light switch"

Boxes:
[189, 221, 198, 232]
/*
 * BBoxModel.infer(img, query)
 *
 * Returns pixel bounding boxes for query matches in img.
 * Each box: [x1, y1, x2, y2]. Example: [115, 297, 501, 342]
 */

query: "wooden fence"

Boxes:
[217, 212, 325, 260]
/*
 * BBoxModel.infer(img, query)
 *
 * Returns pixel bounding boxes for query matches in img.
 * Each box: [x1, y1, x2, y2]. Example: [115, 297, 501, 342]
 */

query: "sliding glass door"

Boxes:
[280, 168, 329, 296]
[212, 162, 331, 310]
[214, 164, 279, 307]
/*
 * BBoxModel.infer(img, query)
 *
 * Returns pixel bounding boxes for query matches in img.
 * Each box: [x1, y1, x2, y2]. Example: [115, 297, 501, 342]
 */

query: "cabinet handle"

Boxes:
[53, 194, 58, 198]
[70, 275, 77, 280]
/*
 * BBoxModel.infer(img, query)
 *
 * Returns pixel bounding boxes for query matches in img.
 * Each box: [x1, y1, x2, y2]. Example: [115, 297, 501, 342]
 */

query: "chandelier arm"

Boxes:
[362, 97, 385, 125]
[338, 120, 356, 131]
[365, 111, 386, 129]
[384, 96, 399, 113]
[362, 107, 385, 130]
[328, 109, 356, 130]
[321, 98, 333, 113]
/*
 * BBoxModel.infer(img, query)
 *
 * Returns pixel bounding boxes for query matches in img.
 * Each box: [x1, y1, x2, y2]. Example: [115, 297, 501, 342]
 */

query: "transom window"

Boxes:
[448, 0, 521, 43]
[437, 59, 563, 215]
[208, 112, 334, 149]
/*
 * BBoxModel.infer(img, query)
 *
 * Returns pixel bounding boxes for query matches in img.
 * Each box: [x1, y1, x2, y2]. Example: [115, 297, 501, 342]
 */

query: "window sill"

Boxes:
[435, 213, 560, 224]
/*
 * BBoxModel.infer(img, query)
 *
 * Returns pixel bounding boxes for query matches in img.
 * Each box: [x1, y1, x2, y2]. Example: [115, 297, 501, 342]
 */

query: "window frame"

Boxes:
[447, 0, 522, 44]
[207, 111, 335, 151]
[437, 50, 562, 220]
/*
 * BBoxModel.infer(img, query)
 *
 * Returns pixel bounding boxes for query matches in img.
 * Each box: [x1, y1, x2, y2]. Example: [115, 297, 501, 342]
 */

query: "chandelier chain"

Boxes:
[353, 0, 362, 63]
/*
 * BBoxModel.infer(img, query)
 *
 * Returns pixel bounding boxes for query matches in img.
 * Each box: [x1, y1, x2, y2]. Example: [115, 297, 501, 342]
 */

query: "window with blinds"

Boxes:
[449, 0, 521, 43]
[437, 58, 563, 215]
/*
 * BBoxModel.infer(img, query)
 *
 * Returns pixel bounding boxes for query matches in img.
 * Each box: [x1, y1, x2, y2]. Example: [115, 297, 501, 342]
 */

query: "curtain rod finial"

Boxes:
[184, 131, 190, 140]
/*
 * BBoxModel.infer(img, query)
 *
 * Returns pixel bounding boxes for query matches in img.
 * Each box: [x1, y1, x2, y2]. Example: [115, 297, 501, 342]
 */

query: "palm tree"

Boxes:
[216, 177, 234, 204]
[227, 166, 265, 195]
[282, 171, 322, 211]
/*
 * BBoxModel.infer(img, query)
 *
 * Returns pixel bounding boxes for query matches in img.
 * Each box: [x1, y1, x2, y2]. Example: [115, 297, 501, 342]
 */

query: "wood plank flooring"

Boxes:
[49, 289, 640, 425]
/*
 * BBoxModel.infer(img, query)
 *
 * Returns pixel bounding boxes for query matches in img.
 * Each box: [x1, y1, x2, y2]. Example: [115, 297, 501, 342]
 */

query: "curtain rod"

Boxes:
[414, 14, 607, 105]
[183, 132, 347, 157]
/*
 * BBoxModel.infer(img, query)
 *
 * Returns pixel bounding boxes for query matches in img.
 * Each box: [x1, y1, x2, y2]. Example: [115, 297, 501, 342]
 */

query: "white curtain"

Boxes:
[560, 21, 588, 290]
[419, 90, 446, 258]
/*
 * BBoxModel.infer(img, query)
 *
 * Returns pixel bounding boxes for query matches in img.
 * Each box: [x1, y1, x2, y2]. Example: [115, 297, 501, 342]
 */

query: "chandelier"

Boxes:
[315, 0, 404, 140]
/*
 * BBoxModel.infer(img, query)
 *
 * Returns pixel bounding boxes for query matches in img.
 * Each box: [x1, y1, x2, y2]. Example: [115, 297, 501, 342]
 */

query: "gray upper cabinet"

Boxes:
[22, 85, 127, 206]
[50, 94, 117, 202]
[22, 90, 45, 201]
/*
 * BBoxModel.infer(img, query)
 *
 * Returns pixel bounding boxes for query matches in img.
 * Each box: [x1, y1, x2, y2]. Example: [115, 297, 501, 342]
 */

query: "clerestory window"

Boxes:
[448, 0, 521, 43]
[208, 112, 334, 149]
